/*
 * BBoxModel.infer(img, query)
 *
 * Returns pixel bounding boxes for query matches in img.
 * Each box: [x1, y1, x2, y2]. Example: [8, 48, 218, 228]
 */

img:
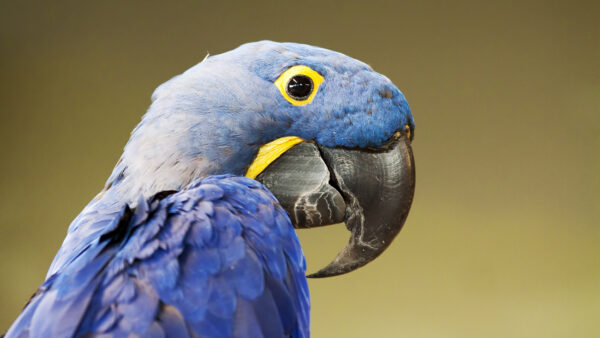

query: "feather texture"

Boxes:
[6, 175, 309, 338]
[5, 40, 416, 337]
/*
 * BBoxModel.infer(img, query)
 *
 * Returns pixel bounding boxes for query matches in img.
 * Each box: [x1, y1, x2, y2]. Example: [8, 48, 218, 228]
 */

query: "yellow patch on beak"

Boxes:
[245, 136, 305, 179]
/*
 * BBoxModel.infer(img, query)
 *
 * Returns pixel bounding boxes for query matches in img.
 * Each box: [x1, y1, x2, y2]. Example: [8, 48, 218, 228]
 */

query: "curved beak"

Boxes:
[256, 133, 415, 278]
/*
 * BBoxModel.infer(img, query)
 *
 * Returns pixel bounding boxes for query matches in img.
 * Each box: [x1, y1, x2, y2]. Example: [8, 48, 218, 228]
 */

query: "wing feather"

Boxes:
[5, 175, 310, 338]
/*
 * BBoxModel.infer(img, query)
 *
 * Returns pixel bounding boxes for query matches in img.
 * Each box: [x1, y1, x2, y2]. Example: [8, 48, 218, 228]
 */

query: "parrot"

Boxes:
[4, 41, 415, 337]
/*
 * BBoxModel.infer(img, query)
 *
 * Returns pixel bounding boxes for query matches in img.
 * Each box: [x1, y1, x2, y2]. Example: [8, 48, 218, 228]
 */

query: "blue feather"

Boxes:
[227, 248, 265, 300]
[6, 40, 417, 337]
[233, 298, 264, 338]
[156, 305, 190, 338]
[6, 176, 310, 337]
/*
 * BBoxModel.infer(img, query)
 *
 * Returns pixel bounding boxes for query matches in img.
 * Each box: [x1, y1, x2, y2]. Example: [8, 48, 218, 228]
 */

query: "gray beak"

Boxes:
[256, 133, 415, 277]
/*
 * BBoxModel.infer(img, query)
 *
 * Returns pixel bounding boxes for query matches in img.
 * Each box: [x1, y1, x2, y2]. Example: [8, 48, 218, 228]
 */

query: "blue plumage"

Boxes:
[7, 176, 308, 337]
[6, 40, 415, 337]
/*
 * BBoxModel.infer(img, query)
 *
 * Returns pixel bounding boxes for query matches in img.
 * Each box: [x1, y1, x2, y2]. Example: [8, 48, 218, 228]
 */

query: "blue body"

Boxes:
[7, 176, 308, 337]
[6, 41, 414, 337]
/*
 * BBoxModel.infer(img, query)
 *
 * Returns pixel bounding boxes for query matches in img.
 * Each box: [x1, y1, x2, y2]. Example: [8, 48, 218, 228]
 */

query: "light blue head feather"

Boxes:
[106, 41, 413, 203]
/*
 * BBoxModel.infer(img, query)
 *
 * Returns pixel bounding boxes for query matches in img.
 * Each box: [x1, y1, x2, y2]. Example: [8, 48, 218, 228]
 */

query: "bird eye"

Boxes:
[274, 65, 324, 106]
[286, 75, 313, 100]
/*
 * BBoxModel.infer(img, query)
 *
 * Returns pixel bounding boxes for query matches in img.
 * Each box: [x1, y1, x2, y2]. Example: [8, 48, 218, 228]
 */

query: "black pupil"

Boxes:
[286, 75, 313, 100]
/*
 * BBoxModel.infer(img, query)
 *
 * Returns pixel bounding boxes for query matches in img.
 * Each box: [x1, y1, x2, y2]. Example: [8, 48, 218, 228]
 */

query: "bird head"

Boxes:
[106, 41, 415, 277]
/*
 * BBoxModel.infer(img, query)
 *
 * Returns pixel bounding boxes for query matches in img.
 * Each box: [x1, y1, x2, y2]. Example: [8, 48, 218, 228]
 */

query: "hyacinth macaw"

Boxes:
[5, 41, 415, 337]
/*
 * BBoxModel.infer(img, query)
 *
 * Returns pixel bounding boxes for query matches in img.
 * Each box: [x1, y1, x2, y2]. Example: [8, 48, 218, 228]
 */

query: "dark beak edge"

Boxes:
[256, 134, 415, 278]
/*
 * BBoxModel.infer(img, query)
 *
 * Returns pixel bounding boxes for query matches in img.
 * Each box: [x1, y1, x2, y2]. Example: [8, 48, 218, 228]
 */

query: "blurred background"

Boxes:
[1, 0, 598, 336]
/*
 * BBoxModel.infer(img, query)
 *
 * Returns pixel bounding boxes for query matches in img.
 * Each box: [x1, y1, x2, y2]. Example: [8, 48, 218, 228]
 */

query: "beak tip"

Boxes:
[306, 265, 350, 279]
[310, 134, 415, 277]
[258, 134, 415, 278]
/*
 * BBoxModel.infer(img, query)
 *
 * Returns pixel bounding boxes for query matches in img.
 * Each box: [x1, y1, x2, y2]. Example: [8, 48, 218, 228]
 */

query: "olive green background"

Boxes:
[1, 0, 598, 336]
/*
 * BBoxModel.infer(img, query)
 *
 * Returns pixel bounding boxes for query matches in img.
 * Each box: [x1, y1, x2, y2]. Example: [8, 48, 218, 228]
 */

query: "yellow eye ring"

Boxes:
[274, 65, 324, 106]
